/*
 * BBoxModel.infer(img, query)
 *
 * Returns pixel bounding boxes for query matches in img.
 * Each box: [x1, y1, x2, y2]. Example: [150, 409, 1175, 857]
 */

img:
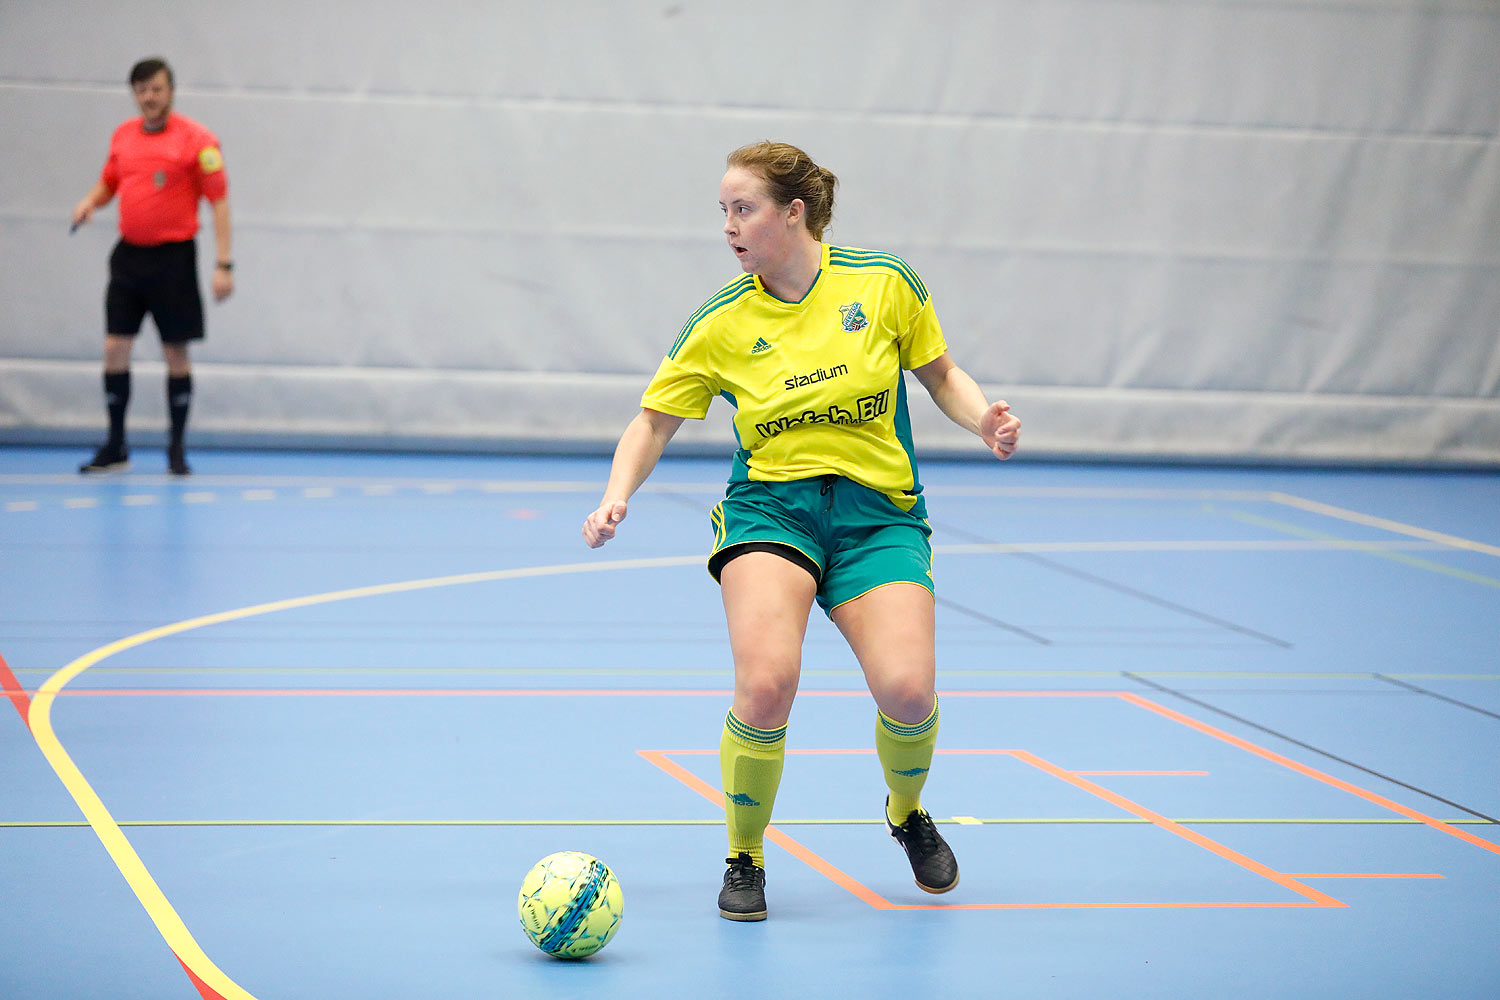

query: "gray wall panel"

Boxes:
[2, 0, 1496, 463]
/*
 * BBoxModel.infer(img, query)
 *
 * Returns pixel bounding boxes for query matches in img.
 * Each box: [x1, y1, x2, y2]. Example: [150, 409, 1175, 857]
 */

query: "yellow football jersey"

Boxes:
[641, 243, 948, 505]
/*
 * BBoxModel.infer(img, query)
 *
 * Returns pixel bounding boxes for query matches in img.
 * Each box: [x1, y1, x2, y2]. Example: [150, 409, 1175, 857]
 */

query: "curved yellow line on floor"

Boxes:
[26, 555, 700, 1000]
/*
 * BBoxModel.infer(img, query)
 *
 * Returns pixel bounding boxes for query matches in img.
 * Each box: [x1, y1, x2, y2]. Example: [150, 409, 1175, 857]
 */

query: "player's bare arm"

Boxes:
[912, 352, 1021, 459]
[583, 408, 684, 548]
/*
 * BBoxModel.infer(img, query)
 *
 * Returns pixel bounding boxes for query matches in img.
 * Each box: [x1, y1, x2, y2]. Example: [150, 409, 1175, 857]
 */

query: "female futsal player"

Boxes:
[582, 141, 1020, 921]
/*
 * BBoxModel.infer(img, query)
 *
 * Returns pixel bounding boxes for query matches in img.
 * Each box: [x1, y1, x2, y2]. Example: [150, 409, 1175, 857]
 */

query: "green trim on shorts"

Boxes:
[707, 476, 932, 615]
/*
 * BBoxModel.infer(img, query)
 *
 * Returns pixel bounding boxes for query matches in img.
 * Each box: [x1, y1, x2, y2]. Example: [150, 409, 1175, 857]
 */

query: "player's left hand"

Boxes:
[980, 401, 1020, 460]
[211, 268, 234, 302]
[582, 500, 628, 548]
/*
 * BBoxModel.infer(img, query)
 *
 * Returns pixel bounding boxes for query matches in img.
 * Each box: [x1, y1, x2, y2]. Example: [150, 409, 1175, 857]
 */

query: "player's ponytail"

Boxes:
[726, 141, 838, 241]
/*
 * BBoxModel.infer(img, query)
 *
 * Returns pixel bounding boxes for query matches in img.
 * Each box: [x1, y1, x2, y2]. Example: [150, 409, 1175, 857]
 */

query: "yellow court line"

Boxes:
[26, 554, 701, 1000]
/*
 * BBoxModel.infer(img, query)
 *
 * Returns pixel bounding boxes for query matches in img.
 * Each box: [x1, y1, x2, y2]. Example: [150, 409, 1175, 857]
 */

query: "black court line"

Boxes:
[933, 521, 1293, 648]
[933, 595, 1053, 645]
[1374, 674, 1500, 722]
[1125, 672, 1500, 825]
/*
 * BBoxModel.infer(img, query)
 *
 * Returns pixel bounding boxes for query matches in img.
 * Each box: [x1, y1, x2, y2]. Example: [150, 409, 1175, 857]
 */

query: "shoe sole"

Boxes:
[719, 907, 767, 921]
[80, 461, 131, 474]
[888, 817, 960, 894]
[916, 872, 959, 894]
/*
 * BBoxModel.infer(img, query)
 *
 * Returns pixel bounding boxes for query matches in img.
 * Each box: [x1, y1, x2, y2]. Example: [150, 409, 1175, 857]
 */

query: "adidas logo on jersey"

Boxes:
[750, 337, 773, 354]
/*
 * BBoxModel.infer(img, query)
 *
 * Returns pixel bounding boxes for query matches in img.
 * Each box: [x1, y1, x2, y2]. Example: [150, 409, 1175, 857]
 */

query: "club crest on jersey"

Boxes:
[153, 170, 167, 189]
[838, 302, 868, 332]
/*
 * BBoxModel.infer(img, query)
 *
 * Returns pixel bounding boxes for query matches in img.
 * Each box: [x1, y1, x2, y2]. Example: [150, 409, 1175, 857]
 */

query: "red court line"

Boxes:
[0, 649, 31, 729]
[1074, 770, 1209, 776]
[639, 746, 1343, 910]
[636, 749, 891, 909]
[15, 688, 1128, 698]
[1009, 748, 1342, 908]
[177, 954, 229, 1000]
[1117, 691, 1500, 858]
[1287, 873, 1445, 880]
[25, 688, 737, 697]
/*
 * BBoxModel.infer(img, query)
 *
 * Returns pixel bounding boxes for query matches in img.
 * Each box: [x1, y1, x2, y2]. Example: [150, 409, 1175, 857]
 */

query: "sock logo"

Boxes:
[726, 792, 762, 807]
[890, 767, 929, 777]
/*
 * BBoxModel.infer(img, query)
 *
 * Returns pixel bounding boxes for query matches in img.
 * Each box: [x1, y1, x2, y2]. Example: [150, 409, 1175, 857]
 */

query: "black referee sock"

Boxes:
[167, 374, 192, 449]
[104, 371, 131, 450]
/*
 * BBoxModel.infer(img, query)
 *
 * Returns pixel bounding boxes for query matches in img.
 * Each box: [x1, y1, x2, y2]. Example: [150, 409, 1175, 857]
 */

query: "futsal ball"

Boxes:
[517, 851, 624, 959]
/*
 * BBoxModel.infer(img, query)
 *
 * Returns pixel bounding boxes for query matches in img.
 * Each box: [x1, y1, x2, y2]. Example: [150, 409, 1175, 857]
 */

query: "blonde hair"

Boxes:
[726, 141, 838, 240]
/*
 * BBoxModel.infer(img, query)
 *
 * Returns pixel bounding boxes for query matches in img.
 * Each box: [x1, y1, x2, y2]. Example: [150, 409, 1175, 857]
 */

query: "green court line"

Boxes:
[1223, 509, 1500, 589]
[3, 817, 1493, 829]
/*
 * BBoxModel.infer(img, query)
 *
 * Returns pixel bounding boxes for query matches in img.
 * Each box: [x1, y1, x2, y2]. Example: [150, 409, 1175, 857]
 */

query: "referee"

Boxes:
[71, 56, 233, 476]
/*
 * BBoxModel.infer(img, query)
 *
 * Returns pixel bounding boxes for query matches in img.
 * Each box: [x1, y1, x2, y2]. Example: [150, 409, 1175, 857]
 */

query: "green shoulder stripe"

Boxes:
[669, 276, 756, 359]
[828, 247, 928, 304]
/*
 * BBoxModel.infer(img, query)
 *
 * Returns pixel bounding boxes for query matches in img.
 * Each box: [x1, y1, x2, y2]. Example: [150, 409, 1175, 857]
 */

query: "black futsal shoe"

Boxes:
[167, 443, 191, 476]
[718, 853, 767, 921]
[886, 800, 960, 894]
[79, 444, 130, 474]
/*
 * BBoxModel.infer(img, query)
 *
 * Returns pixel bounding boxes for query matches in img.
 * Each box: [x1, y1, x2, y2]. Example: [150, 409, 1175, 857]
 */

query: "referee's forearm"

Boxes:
[211, 197, 232, 262]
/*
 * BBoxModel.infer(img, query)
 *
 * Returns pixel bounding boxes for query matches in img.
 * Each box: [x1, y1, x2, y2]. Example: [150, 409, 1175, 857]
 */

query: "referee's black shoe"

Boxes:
[718, 853, 767, 921]
[79, 444, 130, 474]
[886, 799, 960, 893]
[168, 443, 191, 476]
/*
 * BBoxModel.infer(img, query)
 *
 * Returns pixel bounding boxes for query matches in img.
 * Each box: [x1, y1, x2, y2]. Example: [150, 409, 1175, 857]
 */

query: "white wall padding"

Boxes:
[2, 0, 1497, 464]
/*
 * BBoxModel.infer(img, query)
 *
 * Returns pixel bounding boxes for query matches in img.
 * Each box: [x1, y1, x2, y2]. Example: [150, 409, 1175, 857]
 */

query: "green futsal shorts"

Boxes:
[707, 475, 933, 614]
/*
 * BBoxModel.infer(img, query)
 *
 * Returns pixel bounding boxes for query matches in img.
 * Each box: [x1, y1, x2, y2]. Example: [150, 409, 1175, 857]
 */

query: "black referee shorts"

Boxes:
[105, 239, 205, 343]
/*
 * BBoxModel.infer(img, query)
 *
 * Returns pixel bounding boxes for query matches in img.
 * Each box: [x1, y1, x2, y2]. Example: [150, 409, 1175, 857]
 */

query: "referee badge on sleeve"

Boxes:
[198, 146, 224, 173]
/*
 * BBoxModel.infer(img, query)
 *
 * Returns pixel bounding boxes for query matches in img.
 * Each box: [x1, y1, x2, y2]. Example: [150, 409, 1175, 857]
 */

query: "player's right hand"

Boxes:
[582, 501, 628, 548]
[71, 199, 95, 228]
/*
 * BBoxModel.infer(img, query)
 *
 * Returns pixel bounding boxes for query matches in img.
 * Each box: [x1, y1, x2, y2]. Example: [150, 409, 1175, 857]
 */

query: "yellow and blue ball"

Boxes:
[517, 851, 624, 959]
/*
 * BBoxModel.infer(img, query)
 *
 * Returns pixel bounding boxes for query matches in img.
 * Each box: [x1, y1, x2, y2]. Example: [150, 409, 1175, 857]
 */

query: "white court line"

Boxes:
[1269, 492, 1500, 559]
[5, 476, 1494, 563]
[932, 540, 1449, 555]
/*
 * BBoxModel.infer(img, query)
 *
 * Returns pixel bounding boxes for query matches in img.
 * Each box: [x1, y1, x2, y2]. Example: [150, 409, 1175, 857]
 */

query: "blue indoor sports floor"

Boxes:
[1, 446, 1497, 999]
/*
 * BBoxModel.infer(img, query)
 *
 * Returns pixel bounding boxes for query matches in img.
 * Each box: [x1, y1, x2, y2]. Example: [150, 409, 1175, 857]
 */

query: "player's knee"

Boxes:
[879, 682, 936, 727]
[733, 668, 799, 727]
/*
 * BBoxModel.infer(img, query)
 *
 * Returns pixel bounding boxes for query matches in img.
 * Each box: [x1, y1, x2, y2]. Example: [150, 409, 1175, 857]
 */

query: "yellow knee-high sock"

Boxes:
[720, 710, 786, 867]
[876, 698, 939, 825]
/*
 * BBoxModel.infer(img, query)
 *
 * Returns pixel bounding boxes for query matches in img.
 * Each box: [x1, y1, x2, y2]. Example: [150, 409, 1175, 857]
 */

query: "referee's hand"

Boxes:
[582, 501, 628, 548]
[70, 198, 95, 230]
[211, 267, 234, 302]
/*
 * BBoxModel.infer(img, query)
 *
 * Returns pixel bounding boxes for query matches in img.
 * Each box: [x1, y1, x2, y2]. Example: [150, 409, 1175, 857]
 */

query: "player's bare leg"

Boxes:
[834, 583, 959, 893]
[715, 550, 816, 919]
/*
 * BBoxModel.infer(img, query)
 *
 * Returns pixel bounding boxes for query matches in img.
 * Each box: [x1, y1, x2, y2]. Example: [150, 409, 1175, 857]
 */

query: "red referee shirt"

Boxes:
[100, 112, 228, 246]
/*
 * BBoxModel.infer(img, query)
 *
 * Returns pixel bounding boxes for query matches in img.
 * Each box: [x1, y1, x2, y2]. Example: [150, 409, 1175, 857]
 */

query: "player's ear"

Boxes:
[785, 198, 805, 228]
